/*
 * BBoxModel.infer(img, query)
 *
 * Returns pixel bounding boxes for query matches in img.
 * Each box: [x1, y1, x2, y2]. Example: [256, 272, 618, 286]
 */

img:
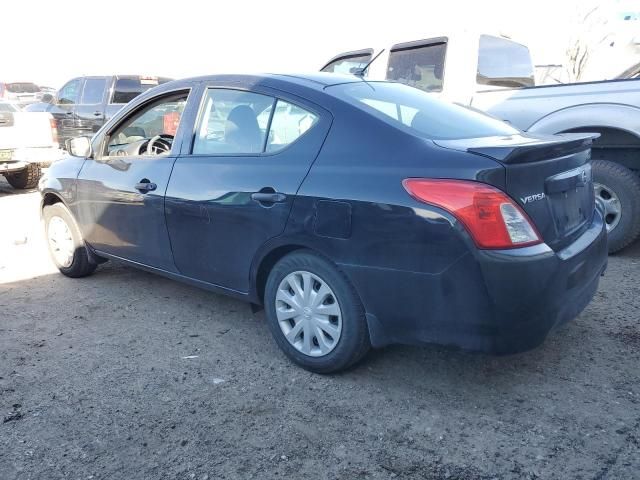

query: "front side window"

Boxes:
[477, 35, 534, 88]
[58, 79, 81, 105]
[328, 81, 518, 140]
[321, 52, 372, 75]
[106, 91, 188, 157]
[387, 42, 447, 93]
[81, 78, 107, 104]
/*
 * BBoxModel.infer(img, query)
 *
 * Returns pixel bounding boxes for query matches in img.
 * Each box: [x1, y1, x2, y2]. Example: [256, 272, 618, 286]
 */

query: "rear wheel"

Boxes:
[592, 160, 640, 253]
[43, 203, 97, 277]
[264, 251, 370, 373]
[5, 164, 41, 189]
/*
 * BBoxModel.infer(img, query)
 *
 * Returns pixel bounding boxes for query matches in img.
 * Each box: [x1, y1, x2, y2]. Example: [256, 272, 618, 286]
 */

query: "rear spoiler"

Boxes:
[434, 133, 600, 164]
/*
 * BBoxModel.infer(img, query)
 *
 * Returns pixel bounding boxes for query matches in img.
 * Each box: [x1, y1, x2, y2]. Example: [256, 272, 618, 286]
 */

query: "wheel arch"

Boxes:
[527, 103, 640, 172]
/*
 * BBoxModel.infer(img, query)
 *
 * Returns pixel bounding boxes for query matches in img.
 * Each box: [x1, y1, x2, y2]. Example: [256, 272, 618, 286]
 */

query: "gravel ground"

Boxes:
[1, 176, 639, 480]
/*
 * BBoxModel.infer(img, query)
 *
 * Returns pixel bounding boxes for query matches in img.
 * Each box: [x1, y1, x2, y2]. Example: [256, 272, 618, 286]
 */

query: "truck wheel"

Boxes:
[43, 203, 97, 277]
[5, 164, 42, 190]
[592, 160, 640, 253]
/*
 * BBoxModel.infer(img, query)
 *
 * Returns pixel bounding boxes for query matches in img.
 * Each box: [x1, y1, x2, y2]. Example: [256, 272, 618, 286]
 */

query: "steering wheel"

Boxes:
[145, 134, 173, 155]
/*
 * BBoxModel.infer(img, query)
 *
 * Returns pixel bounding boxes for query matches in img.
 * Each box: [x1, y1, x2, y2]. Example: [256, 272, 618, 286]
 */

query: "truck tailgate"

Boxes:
[0, 112, 56, 150]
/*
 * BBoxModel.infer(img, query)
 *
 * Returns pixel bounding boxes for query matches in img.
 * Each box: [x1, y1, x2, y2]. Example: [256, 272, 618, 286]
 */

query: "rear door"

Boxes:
[75, 77, 108, 136]
[165, 85, 331, 293]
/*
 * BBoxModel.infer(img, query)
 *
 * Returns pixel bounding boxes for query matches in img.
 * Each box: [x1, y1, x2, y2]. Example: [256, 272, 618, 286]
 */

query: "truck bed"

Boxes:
[471, 78, 640, 131]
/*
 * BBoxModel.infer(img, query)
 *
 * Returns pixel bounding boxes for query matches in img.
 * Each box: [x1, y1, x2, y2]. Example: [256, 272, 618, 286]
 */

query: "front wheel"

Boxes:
[592, 160, 640, 253]
[264, 251, 370, 373]
[43, 203, 97, 277]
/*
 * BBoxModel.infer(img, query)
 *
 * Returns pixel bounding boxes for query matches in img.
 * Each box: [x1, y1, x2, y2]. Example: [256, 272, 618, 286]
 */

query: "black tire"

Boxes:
[592, 160, 640, 253]
[5, 163, 41, 189]
[264, 250, 370, 373]
[43, 203, 97, 278]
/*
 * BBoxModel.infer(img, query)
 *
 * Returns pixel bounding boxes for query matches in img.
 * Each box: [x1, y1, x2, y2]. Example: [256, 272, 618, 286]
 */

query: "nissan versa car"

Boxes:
[38, 73, 608, 373]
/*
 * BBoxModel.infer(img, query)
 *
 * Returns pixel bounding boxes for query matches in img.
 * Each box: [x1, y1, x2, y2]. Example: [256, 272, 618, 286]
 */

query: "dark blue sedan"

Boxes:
[39, 73, 608, 372]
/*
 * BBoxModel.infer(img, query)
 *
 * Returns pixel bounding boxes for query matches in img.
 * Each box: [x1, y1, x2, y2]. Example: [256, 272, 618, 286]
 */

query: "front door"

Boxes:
[75, 89, 191, 271]
[165, 86, 331, 293]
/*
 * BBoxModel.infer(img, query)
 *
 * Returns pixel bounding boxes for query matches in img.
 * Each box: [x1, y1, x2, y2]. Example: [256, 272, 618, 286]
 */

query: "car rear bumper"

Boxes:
[0, 146, 63, 170]
[341, 211, 608, 354]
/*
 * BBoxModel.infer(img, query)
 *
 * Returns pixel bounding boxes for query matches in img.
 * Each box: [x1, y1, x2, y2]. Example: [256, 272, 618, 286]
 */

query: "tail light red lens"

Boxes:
[403, 178, 542, 249]
[49, 118, 59, 145]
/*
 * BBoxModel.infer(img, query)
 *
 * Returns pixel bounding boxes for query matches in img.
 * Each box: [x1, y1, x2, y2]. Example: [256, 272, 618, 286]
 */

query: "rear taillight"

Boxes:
[49, 118, 59, 145]
[403, 179, 542, 249]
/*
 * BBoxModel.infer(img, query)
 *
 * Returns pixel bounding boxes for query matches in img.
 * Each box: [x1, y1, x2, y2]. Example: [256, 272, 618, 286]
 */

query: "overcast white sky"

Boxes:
[2, 0, 621, 88]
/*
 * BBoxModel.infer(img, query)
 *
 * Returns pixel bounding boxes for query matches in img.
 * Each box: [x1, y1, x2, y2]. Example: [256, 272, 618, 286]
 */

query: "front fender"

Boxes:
[38, 155, 86, 215]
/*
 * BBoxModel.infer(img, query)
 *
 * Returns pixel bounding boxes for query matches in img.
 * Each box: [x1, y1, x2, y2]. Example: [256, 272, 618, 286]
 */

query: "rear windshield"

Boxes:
[326, 81, 519, 140]
[6, 82, 40, 93]
[111, 76, 172, 104]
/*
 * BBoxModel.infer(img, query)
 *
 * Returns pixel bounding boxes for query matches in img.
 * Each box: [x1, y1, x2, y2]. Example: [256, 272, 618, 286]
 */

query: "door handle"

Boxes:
[251, 192, 286, 203]
[135, 180, 157, 192]
[93, 111, 101, 117]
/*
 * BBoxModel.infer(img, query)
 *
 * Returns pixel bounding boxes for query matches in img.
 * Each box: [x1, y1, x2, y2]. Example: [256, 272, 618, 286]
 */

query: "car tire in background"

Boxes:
[592, 160, 640, 253]
[264, 250, 370, 373]
[4, 164, 41, 189]
[43, 203, 97, 278]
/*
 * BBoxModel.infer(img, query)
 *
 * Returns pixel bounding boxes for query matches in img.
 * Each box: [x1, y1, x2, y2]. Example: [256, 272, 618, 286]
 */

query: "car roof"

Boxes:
[171, 72, 365, 90]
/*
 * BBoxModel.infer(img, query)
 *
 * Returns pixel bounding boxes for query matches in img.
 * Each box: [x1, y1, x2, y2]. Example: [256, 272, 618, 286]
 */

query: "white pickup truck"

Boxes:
[322, 31, 640, 253]
[0, 101, 62, 189]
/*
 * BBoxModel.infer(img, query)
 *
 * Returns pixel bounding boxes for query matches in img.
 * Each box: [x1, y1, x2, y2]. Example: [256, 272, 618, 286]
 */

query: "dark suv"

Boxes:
[26, 75, 172, 147]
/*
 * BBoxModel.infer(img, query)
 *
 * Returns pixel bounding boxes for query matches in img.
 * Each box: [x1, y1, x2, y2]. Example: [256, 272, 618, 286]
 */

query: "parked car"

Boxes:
[0, 100, 62, 189]
[322, 32, 640, 253]
[39, 74, 607, 373]
[26, 75, 172, 148]
[0, 81, 42, 106]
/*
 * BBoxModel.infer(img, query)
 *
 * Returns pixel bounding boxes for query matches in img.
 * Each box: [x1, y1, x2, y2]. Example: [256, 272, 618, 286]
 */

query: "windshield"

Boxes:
[327, 81, 519, 140]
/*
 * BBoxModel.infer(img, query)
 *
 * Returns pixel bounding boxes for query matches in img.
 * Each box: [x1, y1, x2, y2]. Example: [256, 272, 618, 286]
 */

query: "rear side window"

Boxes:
[112, 77, 169, 104]
[477, 35, 534, 88]
[81, 78, 107, 104]
[194, 90, 319, 155]
[387, 41, 446, 93]
[259, 100, 319, 153]
[321, 52, 372, 75]
[327, 81, 518, 140]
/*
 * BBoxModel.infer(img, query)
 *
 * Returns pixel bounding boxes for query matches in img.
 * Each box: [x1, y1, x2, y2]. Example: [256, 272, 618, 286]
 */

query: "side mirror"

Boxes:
[66, 137, 92, 158]
[41, 93, 55, 104]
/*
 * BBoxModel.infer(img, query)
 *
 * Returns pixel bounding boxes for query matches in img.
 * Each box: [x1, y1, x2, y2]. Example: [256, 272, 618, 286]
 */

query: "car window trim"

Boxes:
[387, 37, 448, 94]
[98, 87, 192, 160]
[320, 48, 374, 72]
[186, 85, 323, 158]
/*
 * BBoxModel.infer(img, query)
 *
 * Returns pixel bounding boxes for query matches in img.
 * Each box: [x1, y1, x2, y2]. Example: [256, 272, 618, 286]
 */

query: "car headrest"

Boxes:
[225, 105, 262, 153]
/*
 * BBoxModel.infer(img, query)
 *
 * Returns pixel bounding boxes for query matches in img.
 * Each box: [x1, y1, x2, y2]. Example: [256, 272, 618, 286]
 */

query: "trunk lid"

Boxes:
[434, 133, 598, 251]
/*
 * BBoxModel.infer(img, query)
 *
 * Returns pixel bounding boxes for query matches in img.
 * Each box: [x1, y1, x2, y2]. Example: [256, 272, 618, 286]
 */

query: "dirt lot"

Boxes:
[1, 176, 639, 480]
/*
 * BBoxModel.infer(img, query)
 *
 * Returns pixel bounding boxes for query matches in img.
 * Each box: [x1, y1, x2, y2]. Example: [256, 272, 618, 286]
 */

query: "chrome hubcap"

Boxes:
[275, 271, 342, 357]
[47, 216, 74, 268]
[594, 182, 622, 232]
